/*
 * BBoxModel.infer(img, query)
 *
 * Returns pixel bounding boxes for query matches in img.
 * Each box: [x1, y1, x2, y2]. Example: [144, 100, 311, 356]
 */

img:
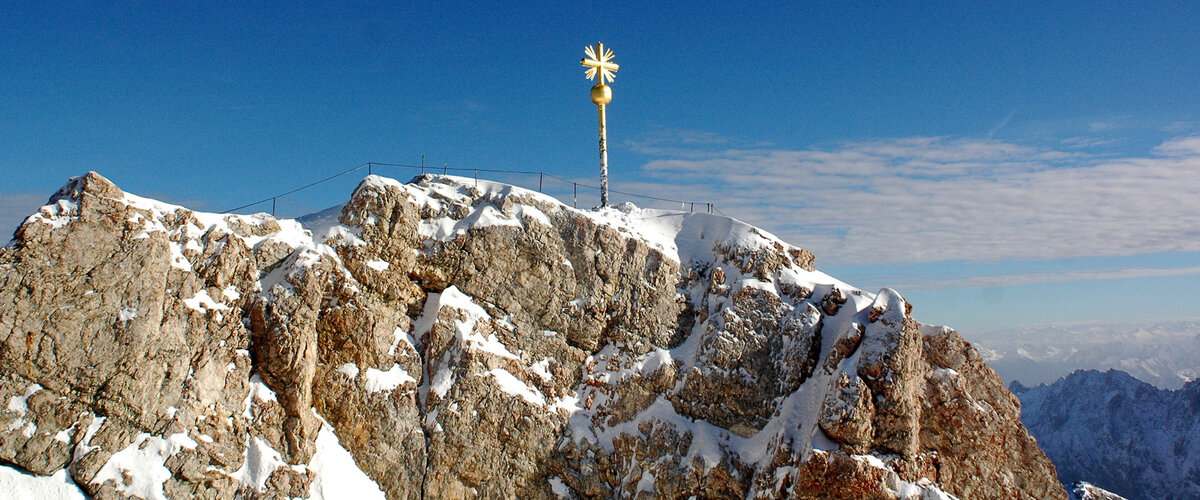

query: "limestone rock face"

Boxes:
[0, 172, 1065, 499]
[1, 172, 302, 498]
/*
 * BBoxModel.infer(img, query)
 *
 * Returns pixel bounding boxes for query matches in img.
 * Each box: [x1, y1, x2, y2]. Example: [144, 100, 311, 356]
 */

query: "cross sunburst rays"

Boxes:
[581, 42, 619, 84]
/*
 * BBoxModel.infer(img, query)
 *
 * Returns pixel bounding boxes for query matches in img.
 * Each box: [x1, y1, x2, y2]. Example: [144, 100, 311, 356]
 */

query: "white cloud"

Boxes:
[888, 265, 1200, 291]
[1153, 136, 1200, 156]
[1088, 117, 1132, 132]
[630, 135, 1200, 266]
[1061, 136, 1126, 149]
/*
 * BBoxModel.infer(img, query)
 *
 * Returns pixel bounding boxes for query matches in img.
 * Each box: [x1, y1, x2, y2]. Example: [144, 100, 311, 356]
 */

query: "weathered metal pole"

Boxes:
[596, 96, 610, 207]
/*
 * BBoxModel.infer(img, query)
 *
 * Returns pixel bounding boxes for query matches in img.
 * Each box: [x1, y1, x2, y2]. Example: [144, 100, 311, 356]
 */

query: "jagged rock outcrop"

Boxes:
[0, 173, 314, 498]
[1014, 369, 1200, 500]
[0, 171, 1065, 499]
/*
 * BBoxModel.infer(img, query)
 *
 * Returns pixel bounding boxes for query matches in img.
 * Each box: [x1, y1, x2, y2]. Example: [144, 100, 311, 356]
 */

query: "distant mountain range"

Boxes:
[965, 320, 1200, 389]
[1013, 369, 1200, 500]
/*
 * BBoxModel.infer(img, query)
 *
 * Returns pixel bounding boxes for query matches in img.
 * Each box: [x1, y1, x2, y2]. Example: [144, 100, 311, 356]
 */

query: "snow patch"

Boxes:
[420, 285, 522, 403]
[26, 199, 78, 230]
[927, 368, 960, 382]
[117, 306, 138, 322]
[243, 374, 278, 419]
[364, 364, 417, 392]
[72, 416, 106, 463]
[307, 423, 386, 500]
[182, 290, 231, 321]
[298, 204, 367, 248]
[430, 362, 455, 399]
[337, 363, 360, 379]
[389, 326, 417, 356]
[548, 476, 572, 498]
[487, 369, 546, 406]
[530, 358, 555, 382]
[6, 384, 42, 415]
[229, 436, 291, 492]
[635, 469, 657, 493]
[886, 474, 958, 500]
[0, 467, 87, 500]
[90, 433, 198, 500]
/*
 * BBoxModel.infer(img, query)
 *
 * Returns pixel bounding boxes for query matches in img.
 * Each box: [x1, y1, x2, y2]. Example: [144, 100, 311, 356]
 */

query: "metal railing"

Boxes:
[221, 160, 725, 217]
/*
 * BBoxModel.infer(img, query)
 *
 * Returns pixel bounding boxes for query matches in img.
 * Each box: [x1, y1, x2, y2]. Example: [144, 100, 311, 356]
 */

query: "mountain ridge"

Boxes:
[1013, 368, 1200, 500]
[0, 171, 1065, 499]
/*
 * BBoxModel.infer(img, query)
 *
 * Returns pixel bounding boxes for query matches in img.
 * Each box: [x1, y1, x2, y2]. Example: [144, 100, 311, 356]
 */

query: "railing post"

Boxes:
[228, 160, 721, 220]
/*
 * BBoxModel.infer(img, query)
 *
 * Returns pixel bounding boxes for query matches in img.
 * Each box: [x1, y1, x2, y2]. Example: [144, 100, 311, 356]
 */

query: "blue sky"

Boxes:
[3, 2, 1199, 332]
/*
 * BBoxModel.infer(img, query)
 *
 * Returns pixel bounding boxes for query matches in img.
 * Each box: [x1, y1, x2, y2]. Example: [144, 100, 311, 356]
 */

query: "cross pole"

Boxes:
[581, 42, 619, 207]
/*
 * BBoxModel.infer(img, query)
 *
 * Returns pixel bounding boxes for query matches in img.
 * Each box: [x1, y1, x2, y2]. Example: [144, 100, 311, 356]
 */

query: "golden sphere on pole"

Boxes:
[590, 83, 613, 105]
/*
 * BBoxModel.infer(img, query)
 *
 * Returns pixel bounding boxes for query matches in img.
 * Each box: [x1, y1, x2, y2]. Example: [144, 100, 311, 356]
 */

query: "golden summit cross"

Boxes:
[582, 42, 619, 84]
[581, 42, 619, 207]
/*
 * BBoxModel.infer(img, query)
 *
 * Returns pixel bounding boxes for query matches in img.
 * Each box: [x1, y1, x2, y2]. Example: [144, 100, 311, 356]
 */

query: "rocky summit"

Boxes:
[0, 172, 1066, 499]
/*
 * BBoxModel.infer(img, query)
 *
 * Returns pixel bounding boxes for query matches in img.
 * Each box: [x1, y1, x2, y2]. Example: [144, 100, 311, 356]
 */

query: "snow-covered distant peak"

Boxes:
[1070, 482, 1128, 500]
